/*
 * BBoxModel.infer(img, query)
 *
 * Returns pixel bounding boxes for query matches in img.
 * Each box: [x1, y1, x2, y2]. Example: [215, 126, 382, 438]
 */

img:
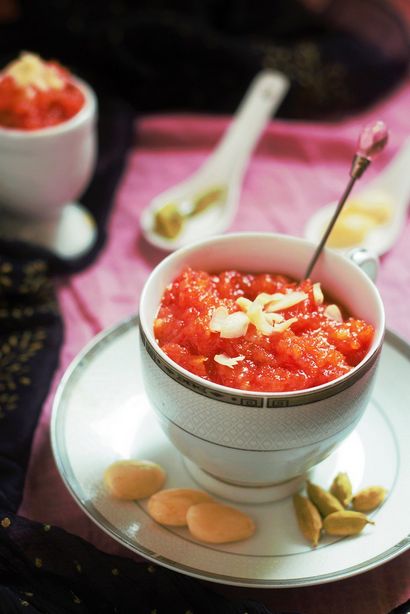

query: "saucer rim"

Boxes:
[50, 316, 410, 588]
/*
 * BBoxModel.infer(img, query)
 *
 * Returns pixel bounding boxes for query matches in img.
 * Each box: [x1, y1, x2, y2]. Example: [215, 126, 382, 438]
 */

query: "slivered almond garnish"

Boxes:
[253, 292, 279, 306]
[247, 302, 275, 336]
[210, 306, 229, 332]
[265, 291, 308, 312]
[214, 354, 245, 368]
[220, 312, 249, 338]
[221, 292, 308, 339]
[5, 53, 64, 91]
[236, 297, 252, 311]
[324, 304, 343, 322]
[313, 282, 324, 306]
[272, 317, 298, 333]
[211, 290, 307, 339]
[264, 312, 285, 325]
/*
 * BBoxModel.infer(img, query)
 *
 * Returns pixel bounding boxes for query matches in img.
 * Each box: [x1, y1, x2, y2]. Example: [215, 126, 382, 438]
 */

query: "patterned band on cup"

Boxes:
[139, 321, 382, 408]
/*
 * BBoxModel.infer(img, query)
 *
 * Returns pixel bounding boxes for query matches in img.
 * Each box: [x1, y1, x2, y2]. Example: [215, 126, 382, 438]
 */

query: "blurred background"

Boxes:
[0, 7, 409, 614]
[0, 0, 409, 121]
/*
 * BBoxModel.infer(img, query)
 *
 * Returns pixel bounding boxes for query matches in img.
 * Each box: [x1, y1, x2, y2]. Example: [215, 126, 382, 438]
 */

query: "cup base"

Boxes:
[0, 202, 97, 259]
[183, 457, 307, 504]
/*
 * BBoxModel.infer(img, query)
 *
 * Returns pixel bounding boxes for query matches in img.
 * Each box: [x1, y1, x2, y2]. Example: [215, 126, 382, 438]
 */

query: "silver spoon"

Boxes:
[304, 120, 389, 279]
[304, 136, 410, 258]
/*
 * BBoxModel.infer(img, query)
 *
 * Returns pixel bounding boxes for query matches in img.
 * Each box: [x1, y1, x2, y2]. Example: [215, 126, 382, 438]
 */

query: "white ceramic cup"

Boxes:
[0, 78, 97, 256]
[139, 233, 384, 501]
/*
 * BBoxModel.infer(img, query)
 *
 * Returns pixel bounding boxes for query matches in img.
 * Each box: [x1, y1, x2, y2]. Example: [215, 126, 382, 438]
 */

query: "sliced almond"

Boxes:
[265, 292, 308, 312]
[247, 302, 275, 336]
[209, 306, 229, 332]
[272, 317, 298, 333]
[43, 68, 65, 90]
[216, 291, 304, 339]
[6, 52, 64, 91]
[214, 354, 245, 368]
[220, 311, 249, 338]
[324, 304, 343, 322]
[264, 312, 285, 325]
[236, 297, 253, 311]
[313, 282, 324, 306]
[253, 292, 279, 306]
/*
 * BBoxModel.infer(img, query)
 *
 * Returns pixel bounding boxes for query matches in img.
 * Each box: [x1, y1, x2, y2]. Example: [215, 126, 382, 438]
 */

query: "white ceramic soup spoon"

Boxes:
[140, 69, 289, 251]
[304, 137, 410, 257]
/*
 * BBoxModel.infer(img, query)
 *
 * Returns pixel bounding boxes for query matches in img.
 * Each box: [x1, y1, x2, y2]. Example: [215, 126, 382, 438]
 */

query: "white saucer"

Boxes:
[51, 317, 410, 588]
[0, 202, 97, 259]
[183, 458, 307, 504]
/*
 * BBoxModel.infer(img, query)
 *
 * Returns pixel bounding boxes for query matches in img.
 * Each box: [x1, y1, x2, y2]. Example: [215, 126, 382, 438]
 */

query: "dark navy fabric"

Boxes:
[0, 510, 282, 613]
[0, 0, 408, 120]
[0, 98, 292, 614]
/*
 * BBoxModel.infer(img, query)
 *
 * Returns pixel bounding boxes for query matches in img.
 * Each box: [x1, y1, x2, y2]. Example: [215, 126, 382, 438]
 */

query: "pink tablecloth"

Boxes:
[20, 78, 410, 614]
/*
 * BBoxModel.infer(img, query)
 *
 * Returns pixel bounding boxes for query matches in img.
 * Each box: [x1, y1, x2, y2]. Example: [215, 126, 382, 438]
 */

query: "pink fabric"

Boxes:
[20, 78, 410, 613]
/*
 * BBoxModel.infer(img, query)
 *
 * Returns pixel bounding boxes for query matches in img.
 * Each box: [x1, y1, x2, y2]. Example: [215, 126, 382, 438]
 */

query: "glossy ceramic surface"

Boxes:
[51, 318, 410, 588]
[139, 232, 384, 486]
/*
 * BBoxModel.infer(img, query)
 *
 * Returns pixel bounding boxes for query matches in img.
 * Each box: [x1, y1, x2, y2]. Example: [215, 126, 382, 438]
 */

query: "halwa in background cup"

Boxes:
[0, 79, 97, 257]
[139, 233, 384, 502]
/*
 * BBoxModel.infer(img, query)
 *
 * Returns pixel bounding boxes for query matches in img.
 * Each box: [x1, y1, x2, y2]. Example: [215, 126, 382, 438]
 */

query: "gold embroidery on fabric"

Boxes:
[261, 41, 350, 108]
[0, 258, 58, 419]
[0, 262, 12, 288]
[0, 259, 58, 318]
[0, 329, 46, 417]
[71, 591, 82, 604]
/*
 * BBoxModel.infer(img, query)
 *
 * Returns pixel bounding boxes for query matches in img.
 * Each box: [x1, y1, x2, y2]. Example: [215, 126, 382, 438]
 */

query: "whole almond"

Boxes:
[147, 488, 213, 526]
[104, 459, 166, 500]
[187, 502, 255, 544]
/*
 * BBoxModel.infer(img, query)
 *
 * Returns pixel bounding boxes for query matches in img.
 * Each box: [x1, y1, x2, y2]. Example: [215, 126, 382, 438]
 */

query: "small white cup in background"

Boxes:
[0, 78, 98, 258]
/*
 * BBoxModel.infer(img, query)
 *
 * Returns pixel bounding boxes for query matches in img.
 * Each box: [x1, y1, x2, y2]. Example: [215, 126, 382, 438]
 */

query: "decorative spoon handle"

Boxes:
[202, 70, 289, 181]
[304, 121, 389, 280]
